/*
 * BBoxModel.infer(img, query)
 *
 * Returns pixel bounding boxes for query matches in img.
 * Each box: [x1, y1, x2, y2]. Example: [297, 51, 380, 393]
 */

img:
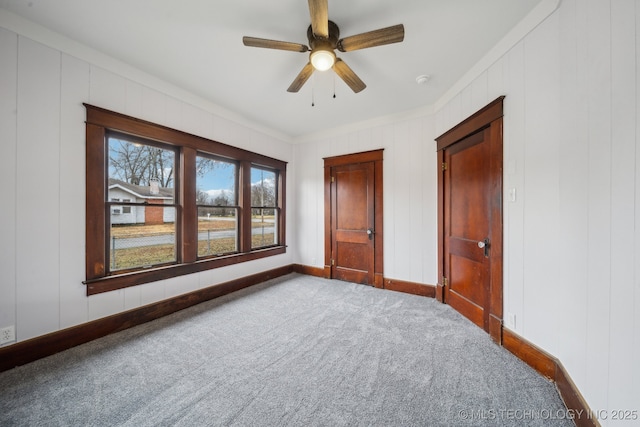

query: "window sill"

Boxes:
[83, 246, 286, 296]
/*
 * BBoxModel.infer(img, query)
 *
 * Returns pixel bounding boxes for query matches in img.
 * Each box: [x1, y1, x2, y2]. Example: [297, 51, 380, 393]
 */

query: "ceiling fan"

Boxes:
[242, 0, 405, 94]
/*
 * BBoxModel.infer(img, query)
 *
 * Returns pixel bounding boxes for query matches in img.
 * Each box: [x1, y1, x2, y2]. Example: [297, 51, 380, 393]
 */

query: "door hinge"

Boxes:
[331, 176, 335, 183]
[331, 259, 335, 266]
[442, 162, 448, 171]
[442, 276, 448, 287]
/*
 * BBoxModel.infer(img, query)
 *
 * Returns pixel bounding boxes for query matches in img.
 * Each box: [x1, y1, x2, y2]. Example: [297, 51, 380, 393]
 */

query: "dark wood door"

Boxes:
[437, 97, 503, 343]
[443, 129, 492, 330]
[324, 150, 384, 288]
[330, 162, 375, 284]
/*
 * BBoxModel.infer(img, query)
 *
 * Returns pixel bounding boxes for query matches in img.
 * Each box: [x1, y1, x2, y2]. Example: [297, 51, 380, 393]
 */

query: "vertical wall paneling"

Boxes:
[487, 60, 505, 106]
[180, 102, 207, 139]
[433, 0, 640, 415]
[631, 2, 640, 412]
[125, 79, 143, 118]
[504, 42, 526, 334]
[584, 0, 613, 411]
[2, 22, 293, 344]
[16, 37, 61, 340]
[89, 66, 127, 112]
[408, 119, 423, 282]
[139, 279, 168, 307]
[347, 131, 359, 154]
[88, 290, 125, 321]
[422, 118, 438, 285]
[164, 96, 183, 133]
[140, 86, 167, 125]
[294, 117, 437, 285]
[555, 0, 589, 390]
[6, 1, 640, 417]
[307, 143, 321, 266]
[0, 28, 18, 334]
[381, 125, 396, 278]
[59, 54, 90, 329]
[165, 276, 188, 300]
[212, 115, 243, 151]
[319, 136, 336, 255]
[393, 122, 411, 278]
[459, 85, 474, 121]
[470, 71, 489, 114]
[521, 12, 562, 352]
[123, 286, 143, 311]
[608, 0, 636, 412]
[445, 96, 463, 137]
[634, 0, 640, 411]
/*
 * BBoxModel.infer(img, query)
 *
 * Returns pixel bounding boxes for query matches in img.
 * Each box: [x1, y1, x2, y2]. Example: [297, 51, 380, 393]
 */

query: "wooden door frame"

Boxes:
[324, 149, 384, 288]
[436, 97, 504, 343]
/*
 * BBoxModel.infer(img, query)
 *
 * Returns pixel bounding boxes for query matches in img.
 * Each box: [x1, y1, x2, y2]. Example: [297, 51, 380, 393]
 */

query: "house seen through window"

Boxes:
[108, 137, 177, 271]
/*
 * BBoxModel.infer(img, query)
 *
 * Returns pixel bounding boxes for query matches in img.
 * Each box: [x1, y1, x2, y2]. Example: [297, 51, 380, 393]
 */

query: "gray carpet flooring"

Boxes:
[0, 273, 573, 426]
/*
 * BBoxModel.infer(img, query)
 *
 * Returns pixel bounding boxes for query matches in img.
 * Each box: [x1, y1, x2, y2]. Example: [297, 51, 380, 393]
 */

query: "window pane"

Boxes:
[196, 156, 236, 206]
[108, 137, 175, 203]
[110, 208, 176, 271]
[251, 167, 276, 208]
[198, 207, 238, 257]
[251, 208, 278, 249]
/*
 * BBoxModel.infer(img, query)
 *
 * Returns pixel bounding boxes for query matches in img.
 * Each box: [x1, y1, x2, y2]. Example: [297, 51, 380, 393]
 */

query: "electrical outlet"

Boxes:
[506, 313, 516, 329]
[0, 326, 16, 345]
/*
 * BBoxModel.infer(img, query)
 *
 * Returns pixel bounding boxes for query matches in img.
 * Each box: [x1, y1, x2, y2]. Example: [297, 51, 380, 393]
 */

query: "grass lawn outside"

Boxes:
[110, 218, 275, 270]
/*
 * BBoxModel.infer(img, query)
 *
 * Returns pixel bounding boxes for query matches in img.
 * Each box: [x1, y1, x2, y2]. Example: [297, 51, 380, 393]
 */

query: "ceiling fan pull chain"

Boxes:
[312, 74, 316, 107]
[333, 73, 336, 99]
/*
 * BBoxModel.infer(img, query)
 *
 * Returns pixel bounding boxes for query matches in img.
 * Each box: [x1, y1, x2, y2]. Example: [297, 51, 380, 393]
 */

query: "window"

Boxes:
[196, 155, 238, 258]
[108, 136, 177, 272]
[251, 167, 279, 249]
[84, 105, 287, 295]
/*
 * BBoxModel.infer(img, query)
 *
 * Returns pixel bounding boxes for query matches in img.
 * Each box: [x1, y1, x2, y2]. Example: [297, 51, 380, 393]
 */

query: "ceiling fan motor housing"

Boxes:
[242, 0, 404, 94]
[307, 20, 340, 50]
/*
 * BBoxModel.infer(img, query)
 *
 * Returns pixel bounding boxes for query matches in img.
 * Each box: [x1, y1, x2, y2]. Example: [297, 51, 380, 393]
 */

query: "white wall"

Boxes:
[3, 0, 639, 423]
[0, 26, 294, 342]
[293, 116, 439, 286]
[435, 0, 639, 423]
[293, 0, 640, 423]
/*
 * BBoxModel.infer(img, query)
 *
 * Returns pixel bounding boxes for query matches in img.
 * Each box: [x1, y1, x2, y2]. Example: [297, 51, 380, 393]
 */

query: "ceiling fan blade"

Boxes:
[308, 0, 329, 38]
[333, 58, 366, 93]
[287, 62, 315, 93]
[243, 36, 309, 53]
[337, 24, 405, 52]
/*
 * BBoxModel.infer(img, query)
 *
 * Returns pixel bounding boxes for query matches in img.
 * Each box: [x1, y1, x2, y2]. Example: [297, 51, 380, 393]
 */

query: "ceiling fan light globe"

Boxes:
[310, 49, 336, 71]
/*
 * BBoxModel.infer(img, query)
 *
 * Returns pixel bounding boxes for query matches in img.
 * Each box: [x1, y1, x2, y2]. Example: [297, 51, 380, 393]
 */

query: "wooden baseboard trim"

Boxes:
[503, 328, 599, 427]
[0, 264, 293, 373]
[503, 328, 556, 379]
[383, 278, 436, 298]
[292, 265, 437, 298]
[489, 314, 503, 344]
[292, 264, 325, 278]
[374, 273, 384, 289]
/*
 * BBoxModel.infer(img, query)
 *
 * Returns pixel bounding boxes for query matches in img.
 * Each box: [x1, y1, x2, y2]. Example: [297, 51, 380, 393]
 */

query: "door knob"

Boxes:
[478, 238, 490, 257]
[367, 228, 374, 240]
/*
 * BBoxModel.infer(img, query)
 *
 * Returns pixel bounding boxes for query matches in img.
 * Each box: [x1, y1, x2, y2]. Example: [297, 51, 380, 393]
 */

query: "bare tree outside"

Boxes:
[109, 139, 174, 188]
[196, 188, 210, 205]
[251, 172, 276, 205]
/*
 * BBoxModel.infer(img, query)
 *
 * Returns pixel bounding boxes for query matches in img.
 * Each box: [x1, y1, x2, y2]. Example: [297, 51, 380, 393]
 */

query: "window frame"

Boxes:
[250, 166, 280, 250]
[195, 153, 240, 259]
[84, 104, 287, 296]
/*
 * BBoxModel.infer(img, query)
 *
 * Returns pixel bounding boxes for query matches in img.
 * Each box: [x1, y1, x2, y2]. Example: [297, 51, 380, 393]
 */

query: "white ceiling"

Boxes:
[0, 0, 542, 138]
